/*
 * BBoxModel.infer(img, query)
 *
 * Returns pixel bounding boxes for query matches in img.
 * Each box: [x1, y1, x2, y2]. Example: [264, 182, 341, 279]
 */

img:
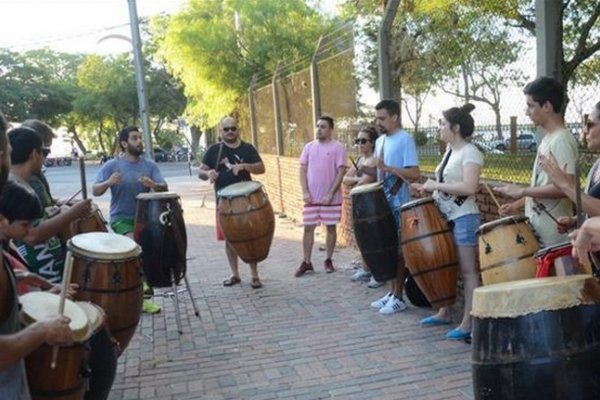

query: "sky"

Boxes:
[0, 0, 188, 54]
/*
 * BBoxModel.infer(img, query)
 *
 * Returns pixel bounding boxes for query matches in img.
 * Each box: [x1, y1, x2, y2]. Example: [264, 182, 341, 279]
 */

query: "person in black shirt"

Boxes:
[199, 117, 266, 288]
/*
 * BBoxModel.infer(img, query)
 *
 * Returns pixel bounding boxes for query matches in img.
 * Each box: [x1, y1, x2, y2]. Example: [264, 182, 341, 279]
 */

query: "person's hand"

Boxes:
[420, 179, 437, 193]
[498, 202, 518, 216]
[411, 182, 426, 196]
[231, 163, 246, 176]
[68, 199, 92, 219]
[557, 216, 576, 234]
[108, 171, 122, 186]
[139, 176, 156, 189]
[49, 283, 79, 299]
[320, 193, 333, 205]
[494, 184, 526, 199]
[39, 315, 73, 346]
[207, 169, 219, 183]
[538, 153, 570, 189]
[569, 223, 600, 261]
[14, 271, 53, 290]
[302, 192, 312, 204]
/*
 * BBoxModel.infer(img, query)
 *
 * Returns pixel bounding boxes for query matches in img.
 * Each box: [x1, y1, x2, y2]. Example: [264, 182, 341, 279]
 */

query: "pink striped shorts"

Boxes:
[302, 203, 342, 226]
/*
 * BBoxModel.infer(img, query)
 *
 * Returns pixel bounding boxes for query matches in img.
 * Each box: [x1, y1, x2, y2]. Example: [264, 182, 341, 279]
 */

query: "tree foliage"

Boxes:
[157, 0, 339, 128]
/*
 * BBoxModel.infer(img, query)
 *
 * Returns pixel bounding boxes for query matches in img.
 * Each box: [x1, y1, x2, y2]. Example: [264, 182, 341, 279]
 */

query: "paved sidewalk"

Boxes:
[107, 176, 473, 400]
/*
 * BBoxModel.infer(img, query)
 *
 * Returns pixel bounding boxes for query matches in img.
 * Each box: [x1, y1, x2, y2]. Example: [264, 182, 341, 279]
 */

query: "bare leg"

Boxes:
[456, 245, 479, 332]
[325, 224, 337, 260]
[392, 254, 408, 297]
[303, 225, 316, 263]
[249, 262, 259, 280]
[225, 242, 240, 279]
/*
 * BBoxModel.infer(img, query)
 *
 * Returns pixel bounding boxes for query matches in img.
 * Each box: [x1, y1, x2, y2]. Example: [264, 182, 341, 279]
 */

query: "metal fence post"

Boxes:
[272, 62, 284, 156]
[248, 74, 258, 148]
[311, 36, 323, 139]
[510, 116, 517, 154]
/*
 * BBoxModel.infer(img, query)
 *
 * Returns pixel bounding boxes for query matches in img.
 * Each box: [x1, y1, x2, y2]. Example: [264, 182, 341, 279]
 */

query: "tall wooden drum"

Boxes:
[350, 182, 398, 282]
[20, 292, 91, 400]
[400, 197, 458, 308]
[135, 192, 187, 287]
[68, 232, 142, 352]
[476, 216, 540, 285]
[217, 181, 275, 263]
[471, 276, 600, 399]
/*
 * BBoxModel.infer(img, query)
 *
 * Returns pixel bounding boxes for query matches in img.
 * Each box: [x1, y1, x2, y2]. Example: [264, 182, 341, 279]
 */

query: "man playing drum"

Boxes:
[93, 126, 167, 314]
[9, 127, 92, 284]
[295, 116, 347, 277]
[199, 116, 266, 289]
[0, 113, 73, 400]
[370, 99, 420, 315]
[495, 77, 577, 247]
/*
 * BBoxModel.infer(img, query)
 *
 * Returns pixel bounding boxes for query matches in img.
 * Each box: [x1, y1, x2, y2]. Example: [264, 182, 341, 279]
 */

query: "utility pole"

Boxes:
[126, 0, 153, 159]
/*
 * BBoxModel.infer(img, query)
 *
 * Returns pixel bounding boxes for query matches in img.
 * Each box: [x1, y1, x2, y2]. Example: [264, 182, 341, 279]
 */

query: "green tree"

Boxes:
[157, 0, 339, 128]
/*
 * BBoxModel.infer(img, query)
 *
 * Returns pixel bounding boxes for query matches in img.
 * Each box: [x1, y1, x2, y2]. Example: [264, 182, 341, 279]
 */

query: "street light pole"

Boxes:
[126, 0, 153, 160]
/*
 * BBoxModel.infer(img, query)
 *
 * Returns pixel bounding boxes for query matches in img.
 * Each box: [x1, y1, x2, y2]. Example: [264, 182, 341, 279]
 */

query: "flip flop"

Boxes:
[251, 277, 262, 289]
[223, 276, 241, 287]
[420, 316, 452, 326]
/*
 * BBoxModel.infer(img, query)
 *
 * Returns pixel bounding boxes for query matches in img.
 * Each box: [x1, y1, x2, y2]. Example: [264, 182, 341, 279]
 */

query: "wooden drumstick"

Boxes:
[79, 157, 87, 200]
[50, 251, 74, 369]
[482, 182, 501, 210]
[64, 189, 82, 206]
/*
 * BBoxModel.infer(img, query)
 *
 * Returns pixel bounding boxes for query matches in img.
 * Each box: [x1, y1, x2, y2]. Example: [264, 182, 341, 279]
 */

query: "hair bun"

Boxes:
[460, 103, 475, 113]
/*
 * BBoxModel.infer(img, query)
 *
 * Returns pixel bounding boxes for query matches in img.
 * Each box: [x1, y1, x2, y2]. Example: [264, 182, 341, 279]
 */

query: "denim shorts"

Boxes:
[451, 214, 480, 247]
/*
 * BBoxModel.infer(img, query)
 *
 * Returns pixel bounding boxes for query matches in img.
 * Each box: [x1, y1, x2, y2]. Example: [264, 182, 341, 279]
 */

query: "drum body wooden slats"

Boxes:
[20, 292, 91, 400]
[471, 276, 600, 400]
[78, 302, 118, 400]
[60, 203, 108, 244]
[218, 181, 275, 264]
[400, 197, 458, 308]
[68, 232, 142, 352]
[350, 183, 398, 282]
[477, 216, 539, 285]
[134, 192, 187, 287]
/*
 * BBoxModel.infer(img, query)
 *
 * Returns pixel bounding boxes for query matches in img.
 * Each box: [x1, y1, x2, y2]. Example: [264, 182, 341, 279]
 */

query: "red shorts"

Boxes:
[302, 203, 342, 226]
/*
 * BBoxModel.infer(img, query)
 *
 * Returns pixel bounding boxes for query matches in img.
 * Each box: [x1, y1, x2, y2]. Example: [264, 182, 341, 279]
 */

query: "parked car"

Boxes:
[473, 141, 504, 154]
[154, 148, 169, 162]
[501, 133, 537, 152]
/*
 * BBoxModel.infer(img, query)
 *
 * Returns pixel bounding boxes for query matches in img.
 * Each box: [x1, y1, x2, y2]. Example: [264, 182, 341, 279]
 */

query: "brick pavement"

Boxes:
[106, 176, 474, 400]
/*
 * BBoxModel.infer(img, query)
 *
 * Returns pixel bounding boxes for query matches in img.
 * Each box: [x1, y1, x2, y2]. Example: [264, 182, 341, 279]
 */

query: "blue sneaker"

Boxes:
[445, 328, 470, 340]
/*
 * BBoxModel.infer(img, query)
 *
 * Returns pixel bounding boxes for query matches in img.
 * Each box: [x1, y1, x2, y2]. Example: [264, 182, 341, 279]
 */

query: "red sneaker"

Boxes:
[324, 259, 335, 273]
[294, 261, 314, 277]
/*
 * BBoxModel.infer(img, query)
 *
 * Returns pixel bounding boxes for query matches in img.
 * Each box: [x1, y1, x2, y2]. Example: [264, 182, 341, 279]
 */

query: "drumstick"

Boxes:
[64, 189, 82, 206]
[50, 251, 74, 369]
[482, 182, 501, 209]
[79, 157, 87, 200]
[532, 199, 561, 226]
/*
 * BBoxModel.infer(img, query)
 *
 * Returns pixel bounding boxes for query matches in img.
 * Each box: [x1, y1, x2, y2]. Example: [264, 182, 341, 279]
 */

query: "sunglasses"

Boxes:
[354, 138, 371, 145]
[223, 126, 237, 132]
[586, 121, 598, 130]
[41, 148, 51, 157]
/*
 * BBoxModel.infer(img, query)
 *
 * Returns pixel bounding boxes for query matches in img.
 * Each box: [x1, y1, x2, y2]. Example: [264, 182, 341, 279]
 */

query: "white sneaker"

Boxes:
[367, 277, 385, 288]
[370, 292, 392, 309]
[350, 269, 371, 282]
[379, 296, 408, 315]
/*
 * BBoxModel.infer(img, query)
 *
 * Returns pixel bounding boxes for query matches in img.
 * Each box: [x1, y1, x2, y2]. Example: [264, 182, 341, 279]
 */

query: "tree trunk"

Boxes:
[190, 125, 201, 155]
[68, 125, 87, 154]
[493, 104, 503, 140]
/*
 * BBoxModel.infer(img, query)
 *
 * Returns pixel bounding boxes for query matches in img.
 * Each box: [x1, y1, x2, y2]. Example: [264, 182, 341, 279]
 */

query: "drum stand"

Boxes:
[153, 258, 200, 335]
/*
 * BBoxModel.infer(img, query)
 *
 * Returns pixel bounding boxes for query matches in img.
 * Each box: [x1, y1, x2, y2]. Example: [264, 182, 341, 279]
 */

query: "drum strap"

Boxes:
[438, 148, 467, 206]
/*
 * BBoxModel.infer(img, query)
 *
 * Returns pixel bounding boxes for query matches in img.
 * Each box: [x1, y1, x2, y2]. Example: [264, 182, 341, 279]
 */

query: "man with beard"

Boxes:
[93, 126, 167, 313]
[199, 116, 266, 288]
[295, 116, 347, 277]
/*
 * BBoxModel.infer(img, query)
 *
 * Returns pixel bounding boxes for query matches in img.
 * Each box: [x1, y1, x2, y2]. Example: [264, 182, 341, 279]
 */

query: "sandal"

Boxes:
[223, 276, 241, 287]
[250, 277, 262, 289]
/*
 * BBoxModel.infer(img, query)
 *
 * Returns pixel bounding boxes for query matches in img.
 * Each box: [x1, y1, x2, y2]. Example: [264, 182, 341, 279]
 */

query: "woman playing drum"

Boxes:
[412, 103, 483, 340]
[343, 126, 383, 288]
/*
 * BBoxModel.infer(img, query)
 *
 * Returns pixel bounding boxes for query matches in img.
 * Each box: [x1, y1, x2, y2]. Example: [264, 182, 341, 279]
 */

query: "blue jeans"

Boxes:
[452, 214, 480, 247]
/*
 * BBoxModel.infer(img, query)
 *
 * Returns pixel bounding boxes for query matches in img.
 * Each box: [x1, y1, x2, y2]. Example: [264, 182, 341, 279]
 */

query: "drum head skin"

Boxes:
[68, 232, 141, 260]
[471, 275, 600, 318]
[476, 215, 530, 235]
[400, 196, 434, 211]
[20, 292, 90, 342]
[218, 181, 262, 198]
[77, 301, 105, 332]
[350, 182, 382, 195]
[136, 191, 180, 200]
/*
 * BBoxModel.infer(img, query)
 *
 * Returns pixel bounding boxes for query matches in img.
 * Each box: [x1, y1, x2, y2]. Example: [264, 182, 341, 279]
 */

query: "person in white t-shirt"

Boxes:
[412, 103, 483, 340]
[494, 76, 577, 247]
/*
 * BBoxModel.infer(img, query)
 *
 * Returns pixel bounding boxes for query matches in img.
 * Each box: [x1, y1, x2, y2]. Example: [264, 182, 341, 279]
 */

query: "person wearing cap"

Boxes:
[8, 127, 91, 284]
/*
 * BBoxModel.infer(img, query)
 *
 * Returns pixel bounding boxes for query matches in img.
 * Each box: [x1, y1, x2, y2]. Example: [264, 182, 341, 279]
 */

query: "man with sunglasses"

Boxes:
[8, 127, 92, 284]
[199, 117, 266, 288]
[495, 76, 577, 247]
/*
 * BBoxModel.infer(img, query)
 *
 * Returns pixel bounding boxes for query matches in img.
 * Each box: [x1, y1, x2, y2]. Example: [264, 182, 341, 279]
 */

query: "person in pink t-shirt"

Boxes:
[295, 116, 347, 276]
